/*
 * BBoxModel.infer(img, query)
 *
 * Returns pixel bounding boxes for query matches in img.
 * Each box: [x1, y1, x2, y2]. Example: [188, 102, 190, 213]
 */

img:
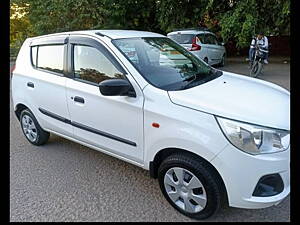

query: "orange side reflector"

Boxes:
[152, 123, 160, 128]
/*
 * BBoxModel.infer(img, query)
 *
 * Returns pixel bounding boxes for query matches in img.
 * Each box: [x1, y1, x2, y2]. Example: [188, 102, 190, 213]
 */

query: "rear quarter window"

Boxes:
[35, 45, 64, 74]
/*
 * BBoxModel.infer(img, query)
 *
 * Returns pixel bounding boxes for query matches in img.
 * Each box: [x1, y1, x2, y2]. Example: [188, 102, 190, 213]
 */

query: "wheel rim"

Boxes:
[21, 115, 38, 142]
[164, 167, 207, 213]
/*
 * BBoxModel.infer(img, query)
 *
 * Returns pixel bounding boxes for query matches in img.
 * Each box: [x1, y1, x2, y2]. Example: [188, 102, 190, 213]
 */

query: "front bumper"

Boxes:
[210, 144, 290, 209]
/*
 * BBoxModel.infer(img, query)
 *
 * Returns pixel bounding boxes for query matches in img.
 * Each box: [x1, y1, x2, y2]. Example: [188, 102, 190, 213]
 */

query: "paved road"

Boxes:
[10, 59, 290, 222]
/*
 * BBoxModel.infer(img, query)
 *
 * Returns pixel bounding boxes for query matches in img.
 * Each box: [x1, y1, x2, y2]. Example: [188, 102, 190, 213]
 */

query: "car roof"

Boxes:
[29, 30, 165, 40]
[167, 30, 214, 36]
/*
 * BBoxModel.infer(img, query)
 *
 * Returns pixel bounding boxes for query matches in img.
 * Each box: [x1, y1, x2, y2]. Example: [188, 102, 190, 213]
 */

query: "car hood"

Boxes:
[168, 71, 290, 130]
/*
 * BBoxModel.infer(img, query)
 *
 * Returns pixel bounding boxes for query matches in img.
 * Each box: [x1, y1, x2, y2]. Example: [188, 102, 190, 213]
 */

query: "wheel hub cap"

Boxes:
[21, 115, 37, 142]
[164, 167, 207, 213]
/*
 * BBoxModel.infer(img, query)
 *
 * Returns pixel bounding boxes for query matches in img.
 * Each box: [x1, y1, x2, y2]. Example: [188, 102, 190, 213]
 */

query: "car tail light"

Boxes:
[190, 36, 201, 51]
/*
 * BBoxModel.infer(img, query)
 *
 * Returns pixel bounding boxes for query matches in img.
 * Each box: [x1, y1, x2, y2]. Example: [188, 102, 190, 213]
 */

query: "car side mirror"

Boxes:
[99, 79, 136, 97]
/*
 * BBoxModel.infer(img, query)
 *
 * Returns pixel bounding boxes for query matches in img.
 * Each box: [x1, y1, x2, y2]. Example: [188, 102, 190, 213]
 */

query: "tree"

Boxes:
[101, 0, 160, 32]
[218, 0, 290, 47]
[10, 2, 33, 57]
[10, 0, 290, 52]
[156, 0, 210, 33]
[157, 0, 290, 48]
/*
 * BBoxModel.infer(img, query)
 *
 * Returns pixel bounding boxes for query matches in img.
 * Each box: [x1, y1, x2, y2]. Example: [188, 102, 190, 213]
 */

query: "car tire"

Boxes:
[20, 109, 50, 146]
[158, 153, 225, 220]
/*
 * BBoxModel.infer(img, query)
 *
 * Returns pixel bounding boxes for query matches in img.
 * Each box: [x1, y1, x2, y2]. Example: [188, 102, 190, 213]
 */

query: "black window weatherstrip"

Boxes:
[38, 108, 137, 147]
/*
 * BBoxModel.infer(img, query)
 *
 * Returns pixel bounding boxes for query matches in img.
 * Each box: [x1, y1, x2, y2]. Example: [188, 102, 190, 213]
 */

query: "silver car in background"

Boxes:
[167, 28, 226, 66]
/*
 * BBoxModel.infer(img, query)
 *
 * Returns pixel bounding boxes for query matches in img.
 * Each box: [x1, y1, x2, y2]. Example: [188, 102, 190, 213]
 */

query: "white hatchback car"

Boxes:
[167, 28, 226, 66]
[12, 30, 290, 220]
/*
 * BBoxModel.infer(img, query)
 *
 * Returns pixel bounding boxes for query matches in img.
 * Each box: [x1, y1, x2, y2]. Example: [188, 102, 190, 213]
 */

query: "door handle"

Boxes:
[27, 82, 34, 88]
[74, 96, 85, 104]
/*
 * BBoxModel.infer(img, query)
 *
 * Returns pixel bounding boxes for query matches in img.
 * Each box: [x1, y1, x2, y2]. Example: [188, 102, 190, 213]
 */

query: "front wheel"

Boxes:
[158, 153, 225, 220]
[250, 60, 263, 78]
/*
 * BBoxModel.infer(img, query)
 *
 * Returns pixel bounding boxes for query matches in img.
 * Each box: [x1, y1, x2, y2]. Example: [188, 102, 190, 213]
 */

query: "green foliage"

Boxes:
[157, 0, 210, 33]
[101, 0, 160, 32]
[10, 0, 290, 53]
[219, 0, 258, 48]
[217, 0, 290, 47]
[25, 0, 108, 34]
[10, 2, 33, 57]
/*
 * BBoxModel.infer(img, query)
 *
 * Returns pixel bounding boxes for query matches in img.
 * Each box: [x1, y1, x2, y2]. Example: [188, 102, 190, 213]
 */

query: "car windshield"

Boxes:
[167, 34, 194, 44]
[112, 37, 222, 91]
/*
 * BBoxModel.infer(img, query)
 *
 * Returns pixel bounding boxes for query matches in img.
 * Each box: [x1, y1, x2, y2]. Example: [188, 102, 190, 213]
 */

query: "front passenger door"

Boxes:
[65, 36, 144, 164]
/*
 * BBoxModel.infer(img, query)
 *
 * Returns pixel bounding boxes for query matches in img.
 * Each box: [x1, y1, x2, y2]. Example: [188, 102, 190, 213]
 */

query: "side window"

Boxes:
[73, 45, 124, 84]
[210, 35, 218, 45]
[206, 34, 218, 45]
[203, 34, 210, 44]
[37, 45, 64, 74]
[205, 34, 212, 44]
[31, 46, 38, 67]
[196, 34, 205, 44]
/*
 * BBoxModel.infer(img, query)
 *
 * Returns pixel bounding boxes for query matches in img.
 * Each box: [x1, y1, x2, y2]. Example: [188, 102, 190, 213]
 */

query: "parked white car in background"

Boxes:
[167, 28, 226, 66]
[12, 30, 289, 220]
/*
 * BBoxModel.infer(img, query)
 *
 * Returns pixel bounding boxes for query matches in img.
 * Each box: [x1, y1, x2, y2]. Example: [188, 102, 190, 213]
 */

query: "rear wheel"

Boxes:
[158, 153, 225, 220]
[219, 54, 226, 67]
[20, 109, 50, 145]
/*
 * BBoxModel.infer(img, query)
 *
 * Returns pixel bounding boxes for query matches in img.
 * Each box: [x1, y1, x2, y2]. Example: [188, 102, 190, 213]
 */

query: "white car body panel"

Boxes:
[11, 30, 290, 210]
[168, 71, 290, 130]
[142, 84, 230, 169]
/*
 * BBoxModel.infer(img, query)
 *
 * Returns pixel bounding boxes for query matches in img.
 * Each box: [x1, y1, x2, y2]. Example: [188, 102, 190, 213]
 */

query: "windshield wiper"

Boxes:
[181, 68, 222, 90]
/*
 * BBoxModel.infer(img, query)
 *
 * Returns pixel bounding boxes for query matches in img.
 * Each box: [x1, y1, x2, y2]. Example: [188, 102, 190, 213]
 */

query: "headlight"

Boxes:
[216, 116, 290, 155]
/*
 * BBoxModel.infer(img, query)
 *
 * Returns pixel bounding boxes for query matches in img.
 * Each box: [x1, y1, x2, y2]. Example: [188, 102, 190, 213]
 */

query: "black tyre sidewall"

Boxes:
[158, 155, 223, 219]
[20, 109, 49, 145]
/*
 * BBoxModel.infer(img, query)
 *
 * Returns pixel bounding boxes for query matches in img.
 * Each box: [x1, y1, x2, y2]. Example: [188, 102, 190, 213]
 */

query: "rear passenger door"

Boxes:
[204, 34, 222, 64]
[29, 36, 73, 137]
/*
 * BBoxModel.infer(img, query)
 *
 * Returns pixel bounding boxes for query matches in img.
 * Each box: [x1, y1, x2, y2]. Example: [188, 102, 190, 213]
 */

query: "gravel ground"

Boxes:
[10, 58, 290, 222]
